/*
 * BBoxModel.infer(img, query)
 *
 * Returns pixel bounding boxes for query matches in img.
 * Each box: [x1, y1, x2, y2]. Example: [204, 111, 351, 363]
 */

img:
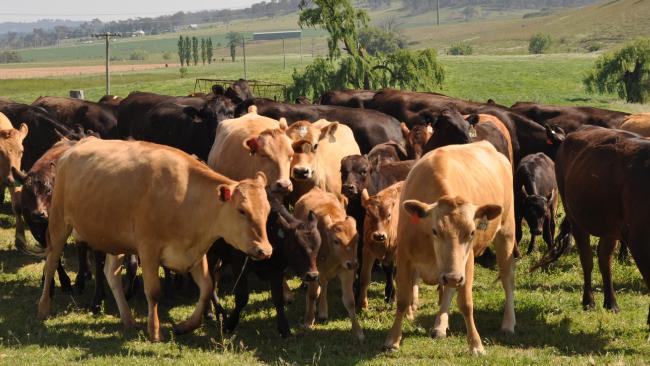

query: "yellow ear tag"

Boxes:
[477, 216, 488, 231]
[469, 125, 477, 138]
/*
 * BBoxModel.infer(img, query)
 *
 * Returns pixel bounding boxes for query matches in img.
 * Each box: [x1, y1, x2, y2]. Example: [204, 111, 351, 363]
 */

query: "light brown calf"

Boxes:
[620, 113, 650, 137]
[37, 138, 272, 342]
[0, 112, 28, 245]
[293, 187, 364, 340]
[384, 141, 516, 355]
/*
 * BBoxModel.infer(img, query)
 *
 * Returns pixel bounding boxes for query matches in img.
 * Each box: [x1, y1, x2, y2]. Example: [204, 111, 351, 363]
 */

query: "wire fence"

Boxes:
[194, 78, 288, 101]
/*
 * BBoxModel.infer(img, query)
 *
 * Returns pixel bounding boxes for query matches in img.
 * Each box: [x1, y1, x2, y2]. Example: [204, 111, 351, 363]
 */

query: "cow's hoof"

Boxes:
[500, 327, 515, 336]
[606, 304, 620, 313]
[280, 330, 292, 338]
[431, 328, 447, 339]
[316, 317, 328, 324]
[149, 333, 164, 342]
[383, 343, 399, 353]
[582, 302, 595, 311]
[470, 346, 486, 356]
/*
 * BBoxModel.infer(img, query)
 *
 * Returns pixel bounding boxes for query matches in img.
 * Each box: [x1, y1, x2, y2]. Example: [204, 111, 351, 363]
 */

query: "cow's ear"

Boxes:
[183, 106, 201, 120]
[545, 124, 566, 145]
[474, 204, 502, 221]
[243, 136, 261, 155]
[278, 118, 288, 131]
[254, 171, 267, 186]
[548, 188, 557, 204]
[403, 199, 434, 219]
[466, 114, 480, 126]
[323, 214, 333, 228]
[11, 167, 27, 185]
[520, 185, 529, 198]
[307, 210, 318, 229]
[212, 85, 225, 95]
[277, 214, 295, 230]
[218, 185, 232, 202]
[17, 123, 28, 140]
[319, 122, 338, 142]
[400, 122, 410, 139]
[361, 189, 370, 208]
[487, 98, 496, 105]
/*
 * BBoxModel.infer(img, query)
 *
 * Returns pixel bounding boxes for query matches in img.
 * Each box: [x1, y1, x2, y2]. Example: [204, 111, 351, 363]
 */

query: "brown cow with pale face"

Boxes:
[36, 138, 272, 342]
[208, 106, 293, 194]
[293, 187, 364, 341]
[400, 122, 432, 160]
[0, 112, 28, 247]
[384, 141, 516, 355]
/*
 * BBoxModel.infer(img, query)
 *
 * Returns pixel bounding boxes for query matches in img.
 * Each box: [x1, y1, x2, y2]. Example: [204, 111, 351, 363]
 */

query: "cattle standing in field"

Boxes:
[620, 113, 650, 137]
[286, 120, 361, 200]
[208, 107, 293, 194]
[514, 153, 558, 255]
[359, 182, 404, 310]
[318, 89, 376, 108]
[400, 123, 432, 160]
[236, 98, 404, 154]
[551, 126, 650, 325]
[294, 187, 364, 341]
[384, 141, 516, 355]
[0, 112, 28, 251]
[0, 103, 73, 170]
[98, 95, 123, 106]
[510, 101, 629, 132]
[32, 96, 118, 138]
[36, 138, 273, 341]
[214, 193, 321, 337]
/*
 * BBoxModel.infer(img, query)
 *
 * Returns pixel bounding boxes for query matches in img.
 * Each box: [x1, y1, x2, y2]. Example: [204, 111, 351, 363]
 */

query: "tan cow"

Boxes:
[359, 182, 414, 310]
[293, 187, 364, 340]
[0, 112, 28, 245]
[207, 106, 294, 194]
[384, 141, 516, 355]
[465, 113, 514, 165]
[36, 138, 273, 342]
[286, 119, 361, 200]
[620, 113, 650, 137]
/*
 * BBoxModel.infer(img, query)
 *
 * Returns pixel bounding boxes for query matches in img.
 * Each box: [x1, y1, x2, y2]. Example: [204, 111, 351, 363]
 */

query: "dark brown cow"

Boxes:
[510, 102, 629, 132]
[400, 123, 432, 160]
[98, 95, 123, 106]
[32, 96, 118, 138]
[551, 125, 650, 325]
[318, 89, 376, 108]
[225, 79, 254, 104]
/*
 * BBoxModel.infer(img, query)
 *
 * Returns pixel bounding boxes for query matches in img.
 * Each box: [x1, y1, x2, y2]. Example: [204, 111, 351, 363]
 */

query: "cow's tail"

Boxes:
[529, 217, 573, 272]
[15, 229, 46, 257]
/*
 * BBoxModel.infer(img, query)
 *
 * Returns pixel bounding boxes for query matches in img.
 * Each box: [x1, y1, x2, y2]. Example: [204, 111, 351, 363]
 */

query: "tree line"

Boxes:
[177, 36, 214, 66]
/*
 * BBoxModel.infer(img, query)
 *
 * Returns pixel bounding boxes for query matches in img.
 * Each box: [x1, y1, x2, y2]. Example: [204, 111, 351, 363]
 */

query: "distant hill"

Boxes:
[0, 19, 84, 34]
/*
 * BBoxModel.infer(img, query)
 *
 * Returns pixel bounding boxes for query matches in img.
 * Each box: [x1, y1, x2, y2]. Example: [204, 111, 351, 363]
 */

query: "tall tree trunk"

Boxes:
[624, 61, 645, 103]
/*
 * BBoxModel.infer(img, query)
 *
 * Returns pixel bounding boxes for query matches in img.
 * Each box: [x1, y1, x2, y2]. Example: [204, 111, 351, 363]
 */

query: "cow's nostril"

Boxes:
[372, 232, 386, 242]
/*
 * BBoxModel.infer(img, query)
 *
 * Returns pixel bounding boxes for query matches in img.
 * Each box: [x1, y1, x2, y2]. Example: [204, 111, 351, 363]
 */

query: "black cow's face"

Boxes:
[425, 108, 471, 152]
[340, 155, 371, 200]
[523, 195, 548, 235]
[203, 96, 235, 124]
[15, 172, 51, 245]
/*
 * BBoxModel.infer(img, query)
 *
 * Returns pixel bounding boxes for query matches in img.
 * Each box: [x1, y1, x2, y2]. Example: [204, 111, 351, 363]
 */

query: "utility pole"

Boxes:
[299, 33, 303, 64]
[436, 0, 440, 26]
[242, 37, 247, 80]
[282, 38, 286, 70]
[93, 32, 120, 95]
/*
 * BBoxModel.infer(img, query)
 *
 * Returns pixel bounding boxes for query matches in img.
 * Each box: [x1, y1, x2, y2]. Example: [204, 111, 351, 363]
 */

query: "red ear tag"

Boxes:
[546, 138, 553, 145]
[410, 213, 420, 225]
[220, 186, 232, 202]
[246, 138, 259, 154]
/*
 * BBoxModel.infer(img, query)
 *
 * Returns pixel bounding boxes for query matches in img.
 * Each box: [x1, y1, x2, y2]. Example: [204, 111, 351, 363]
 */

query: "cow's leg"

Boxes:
[358, 247, 375, 310]
[544, 214, 555, 252]
[55, 258, 73, 293]
[104, 254, 136, 329]
[515, 211, 523, 252]
[270, 271, 291, 337]
[339, 269, 364, 341]
[527, 232, 537, 255]
[174, 255, 212, 335]
[316, 279, 329, 322]
[624, 232, 650, 329]
[494, 227, 516, 334]
[432, 285, 456, 339]
[282, 278, 294, 304]
[91, 250, 106, 314]
[383, 262, 395, 304]
[597, 237, 619, 312]
[303, 280, 320, 329]
[140, 255, 163, 341]
[457, 251, 484, 355]
[573, 227, 595, 309]
[163, 267, 174, 299]
[11, 186, 26, 253]
[124, 254, 138, 300]
[75, 242, 90, 294]
[618, 241, 630, 263]
[383, 257, 415, 351]
[224, 265, 249, 333]
[37, 222, 69, 320]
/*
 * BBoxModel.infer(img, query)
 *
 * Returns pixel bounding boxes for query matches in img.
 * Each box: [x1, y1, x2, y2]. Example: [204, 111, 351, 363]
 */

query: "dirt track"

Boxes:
[0, 63, 178, 79]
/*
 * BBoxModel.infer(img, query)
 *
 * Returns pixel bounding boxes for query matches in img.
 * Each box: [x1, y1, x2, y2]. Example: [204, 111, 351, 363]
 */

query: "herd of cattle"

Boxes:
[0, 81, 649, 355]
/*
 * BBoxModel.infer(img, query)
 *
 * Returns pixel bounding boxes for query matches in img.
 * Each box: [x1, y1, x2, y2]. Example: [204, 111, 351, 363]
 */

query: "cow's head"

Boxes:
[225, 79, 254, 105]
[288, 121, 338, 182]
[0, 123, 28, 186]
[361, 182, 402, 260]
[403, 195, 501, 287]
[275, 207, 321, 282]
[323, 214, 358, 271]
[218, 172, 273, 260]
[242, 120, 294, 194]
[202, 93, 236, 124]
[520, 186, 555, 235]
[12, 168, 48, 244]
[340, 155, 371, 199]
[423, 108, 471, 153]
[544, 124, 566, 159]
[401, 122, 433, 160]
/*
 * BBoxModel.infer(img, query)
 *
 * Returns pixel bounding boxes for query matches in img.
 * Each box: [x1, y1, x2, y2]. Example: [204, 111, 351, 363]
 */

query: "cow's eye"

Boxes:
[387, 212, 392, 219]
[313, 144, 318, 150]
[238, 208, 246, 216]
[432, 229, 438, 236]
[360, 170, 367, 176]
[470, 230, 475, 237]
[333, 239, 340, 245]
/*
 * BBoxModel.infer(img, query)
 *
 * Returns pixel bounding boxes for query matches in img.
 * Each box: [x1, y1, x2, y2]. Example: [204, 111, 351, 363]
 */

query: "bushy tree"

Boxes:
[226, 32, 243, 62]
[529, 33, 552, 54]
[289, 0, 444, 100]
[177, 36, 184, 66]
[447, 42, 473, 55]
[584, 38, 650, 103]
[359, 27, 406, 56]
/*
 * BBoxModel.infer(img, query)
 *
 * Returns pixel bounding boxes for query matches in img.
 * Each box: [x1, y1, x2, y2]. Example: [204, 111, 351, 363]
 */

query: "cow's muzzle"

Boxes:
[440, 272, 465, 287]
[372, 231, 387, 243]
[250, 242, 273, 260]
[341, 184, 358, 197]
[344, 261, 358, 270]
[272, 180, 293, 194]
[292, 167, 312, 180]
[303, 271, 319, 282]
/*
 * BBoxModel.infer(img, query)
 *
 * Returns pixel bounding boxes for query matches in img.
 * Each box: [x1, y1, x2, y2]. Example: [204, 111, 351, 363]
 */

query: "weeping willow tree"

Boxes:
[584, 39, 650, 104]
[288, 0, 444, 100]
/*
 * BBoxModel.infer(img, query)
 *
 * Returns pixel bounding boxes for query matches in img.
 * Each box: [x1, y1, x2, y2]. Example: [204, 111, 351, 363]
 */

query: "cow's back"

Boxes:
[620, 113, 650, 137]
[312, 119, 361, 195]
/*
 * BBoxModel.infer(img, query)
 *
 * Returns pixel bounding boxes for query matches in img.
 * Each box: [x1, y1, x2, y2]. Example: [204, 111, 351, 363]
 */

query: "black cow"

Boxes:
[235, 98, 405, 154]
[318, 89, 376, 108]
[32, 96, 119, 139]
[514, 153, 558, 255]
[510, 102, 629, 132]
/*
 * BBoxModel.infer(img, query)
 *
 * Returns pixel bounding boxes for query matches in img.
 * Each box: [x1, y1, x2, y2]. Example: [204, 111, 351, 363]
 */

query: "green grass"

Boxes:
[0, 192, 648, 365]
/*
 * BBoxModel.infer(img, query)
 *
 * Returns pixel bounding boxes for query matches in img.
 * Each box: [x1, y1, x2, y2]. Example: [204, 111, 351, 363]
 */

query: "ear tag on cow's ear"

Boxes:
[277, 228, 285, 239]
[547, 130, 556, 145]
[220, 186, 232, 202]
[297, 125, 308, 138]
[410, 213, 421, 225]
[469, 125, 477, 138]
[477, 216, 488, 231]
